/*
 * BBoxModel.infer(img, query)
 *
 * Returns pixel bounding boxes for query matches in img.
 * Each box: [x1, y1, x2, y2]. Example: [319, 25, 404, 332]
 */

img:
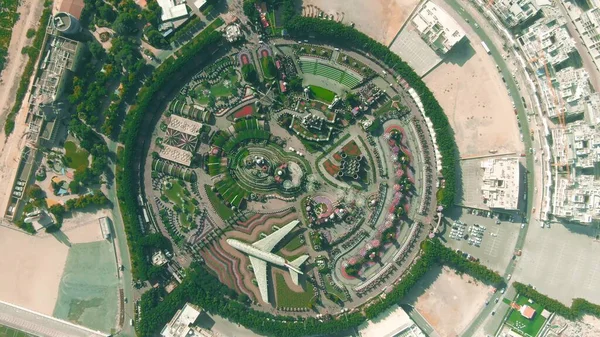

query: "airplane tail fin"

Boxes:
[287, 255, 309, 286]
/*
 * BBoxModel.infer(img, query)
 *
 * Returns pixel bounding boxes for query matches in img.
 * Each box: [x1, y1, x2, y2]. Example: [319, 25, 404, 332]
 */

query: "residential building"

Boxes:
[573, 7, 600, 71]
[161, 303, 212, 337]
[491, 0, 539, 27]
[411, 1, 466, 54]
[552, 175, 600, 224]
[158, 0, 189, 22]
[356, 305, 426, 337]
[480, 157, 522, 211]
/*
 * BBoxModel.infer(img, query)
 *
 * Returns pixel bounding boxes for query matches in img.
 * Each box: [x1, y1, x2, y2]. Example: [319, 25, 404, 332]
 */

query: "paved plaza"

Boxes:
[513, 223, 600, 305]
[389, 27, 442, 76]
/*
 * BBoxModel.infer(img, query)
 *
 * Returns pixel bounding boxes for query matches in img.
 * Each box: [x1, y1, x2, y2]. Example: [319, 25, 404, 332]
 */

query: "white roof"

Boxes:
[161, 303, 202, 337]
[168, 115, 203, 136]
[358, 305, 426, 337]
[194, 0, 207, 9]
[158, 0, 189, 21]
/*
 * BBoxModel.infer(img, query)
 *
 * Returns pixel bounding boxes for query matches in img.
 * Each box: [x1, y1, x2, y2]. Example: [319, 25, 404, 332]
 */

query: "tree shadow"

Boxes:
[50, 229, 73, 248]
[400, 263, 444, 305]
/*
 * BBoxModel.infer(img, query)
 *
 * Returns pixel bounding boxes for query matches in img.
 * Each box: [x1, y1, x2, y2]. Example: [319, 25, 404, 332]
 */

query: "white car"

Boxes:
[521, 223, 525, 229]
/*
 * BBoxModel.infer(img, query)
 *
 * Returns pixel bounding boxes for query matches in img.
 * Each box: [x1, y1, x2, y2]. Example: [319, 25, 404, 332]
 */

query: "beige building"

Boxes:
[491, 0, 539, 27]
[161, 303, 212, 337]
[480, 157, 522, 211]
[411, 1, 466, 54]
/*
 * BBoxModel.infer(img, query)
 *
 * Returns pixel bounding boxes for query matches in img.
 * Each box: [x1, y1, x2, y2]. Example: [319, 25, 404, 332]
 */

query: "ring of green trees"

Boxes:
[118, 3, 466, 335]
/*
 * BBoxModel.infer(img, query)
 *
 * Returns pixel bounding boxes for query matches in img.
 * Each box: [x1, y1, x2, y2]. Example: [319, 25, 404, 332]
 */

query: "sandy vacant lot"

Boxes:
[406, 265, 492, 337]
[0, 216, 107, 316]
[302, 0, 419, 45]
[423, 1, 522, 157]
[424, 44, 521, 157]
[0, 227, 68, 315]
[545, 315, 600, 337]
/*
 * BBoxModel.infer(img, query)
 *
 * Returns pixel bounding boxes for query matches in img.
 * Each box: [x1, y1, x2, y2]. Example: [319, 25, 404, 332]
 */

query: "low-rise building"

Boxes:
[356, 305, 426, 337]
[480, 157, 522, 211]
[491, 0, 539, 27]
[411, 1, 466, 54]
[552, 175, 600, 224]
[161, 303, 212, 337]
[158, 0, 189, 22]
[551, 121, 600, 169]
[573, 7, 600, 73]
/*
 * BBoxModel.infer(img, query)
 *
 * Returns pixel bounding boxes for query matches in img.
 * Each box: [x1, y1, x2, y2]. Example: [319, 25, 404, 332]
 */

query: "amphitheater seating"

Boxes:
[299, 60, 361, 88]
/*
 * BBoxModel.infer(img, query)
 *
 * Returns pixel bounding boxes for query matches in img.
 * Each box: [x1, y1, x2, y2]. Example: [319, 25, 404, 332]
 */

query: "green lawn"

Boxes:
[205, 184, 234, 220]
[283, 233, 306, 251]
[505, 295, 547, 337]
[261, 56, 276, 79]
[64, 141, 89, 170]
[310, 86, 336, 103]
[275, 273, 315, 308]
[323, 274, 348, 302]
[195, 74, 238, 101]
[0, 325, 36, 337]
[163, 180, 196, 227]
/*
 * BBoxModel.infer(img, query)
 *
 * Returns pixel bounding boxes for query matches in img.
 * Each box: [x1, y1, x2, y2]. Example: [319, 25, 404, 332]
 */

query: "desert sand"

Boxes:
[0, 213, 108, 315]
[302, 0, 420, 45]
[407, 265, 492, 337]
[0, 0, 47, 219]
[0, 226, 69, 315]
[424, 0, 522, 157]
[424, 47, 521, 157]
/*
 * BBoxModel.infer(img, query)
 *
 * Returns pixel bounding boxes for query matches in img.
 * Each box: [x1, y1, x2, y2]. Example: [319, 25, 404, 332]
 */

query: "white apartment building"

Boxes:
[412, 1, 466, 54]
[480, 158, 522, 211]
[161, 303, 212, 337]
[552, 175, 600, 224]
[491, 0, 539, 27]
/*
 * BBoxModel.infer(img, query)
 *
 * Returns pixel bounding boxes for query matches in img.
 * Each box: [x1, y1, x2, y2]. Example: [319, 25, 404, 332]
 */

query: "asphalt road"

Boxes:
[107, 140, 136, 337]
[441, 0, 536, 335]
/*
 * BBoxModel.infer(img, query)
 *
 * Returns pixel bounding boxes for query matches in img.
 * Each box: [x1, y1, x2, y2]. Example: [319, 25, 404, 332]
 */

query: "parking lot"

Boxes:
[440, 207, 521, 274]
[513, 221, 600, 305]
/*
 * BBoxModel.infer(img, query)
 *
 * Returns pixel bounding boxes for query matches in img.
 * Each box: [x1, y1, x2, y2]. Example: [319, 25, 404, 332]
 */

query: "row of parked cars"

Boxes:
[12, 179, 26, 198]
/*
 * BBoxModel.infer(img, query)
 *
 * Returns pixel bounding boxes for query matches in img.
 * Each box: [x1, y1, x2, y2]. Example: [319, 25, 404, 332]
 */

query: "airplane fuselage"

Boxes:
[227, 238, 303, 274]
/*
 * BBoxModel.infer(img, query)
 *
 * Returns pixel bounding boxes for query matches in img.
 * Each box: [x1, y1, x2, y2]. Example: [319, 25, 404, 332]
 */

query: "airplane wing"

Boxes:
[252, 220, 300, 252]
[249, 256, 269, 303]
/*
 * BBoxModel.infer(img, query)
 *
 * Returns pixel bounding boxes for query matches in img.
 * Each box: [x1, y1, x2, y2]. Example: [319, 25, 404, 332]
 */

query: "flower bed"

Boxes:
[323, 159, 340, 176]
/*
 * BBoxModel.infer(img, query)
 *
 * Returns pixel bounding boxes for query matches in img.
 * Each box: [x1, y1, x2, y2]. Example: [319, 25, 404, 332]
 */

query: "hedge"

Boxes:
[116, 27, 223, 280]
[513, 282, 600, 320]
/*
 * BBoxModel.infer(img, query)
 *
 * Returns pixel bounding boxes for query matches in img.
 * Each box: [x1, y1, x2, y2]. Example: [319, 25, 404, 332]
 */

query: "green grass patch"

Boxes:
[283, 234, 305, 252]
[64, 141, 90, 170]
[204, 184, 234, 220]
[163, 180, 196, 227]
[261, 56, 276, 79]
[505, 295, 547, 337]
[275, 273, 315, 308]
[309, 85, 336, 103]
[323, 274, 348, 302]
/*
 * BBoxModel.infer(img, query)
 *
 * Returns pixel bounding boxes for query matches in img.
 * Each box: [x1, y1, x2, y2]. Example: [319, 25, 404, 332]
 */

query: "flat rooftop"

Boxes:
[168, 115, 203, 137]
[159, 144, 192, 166]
